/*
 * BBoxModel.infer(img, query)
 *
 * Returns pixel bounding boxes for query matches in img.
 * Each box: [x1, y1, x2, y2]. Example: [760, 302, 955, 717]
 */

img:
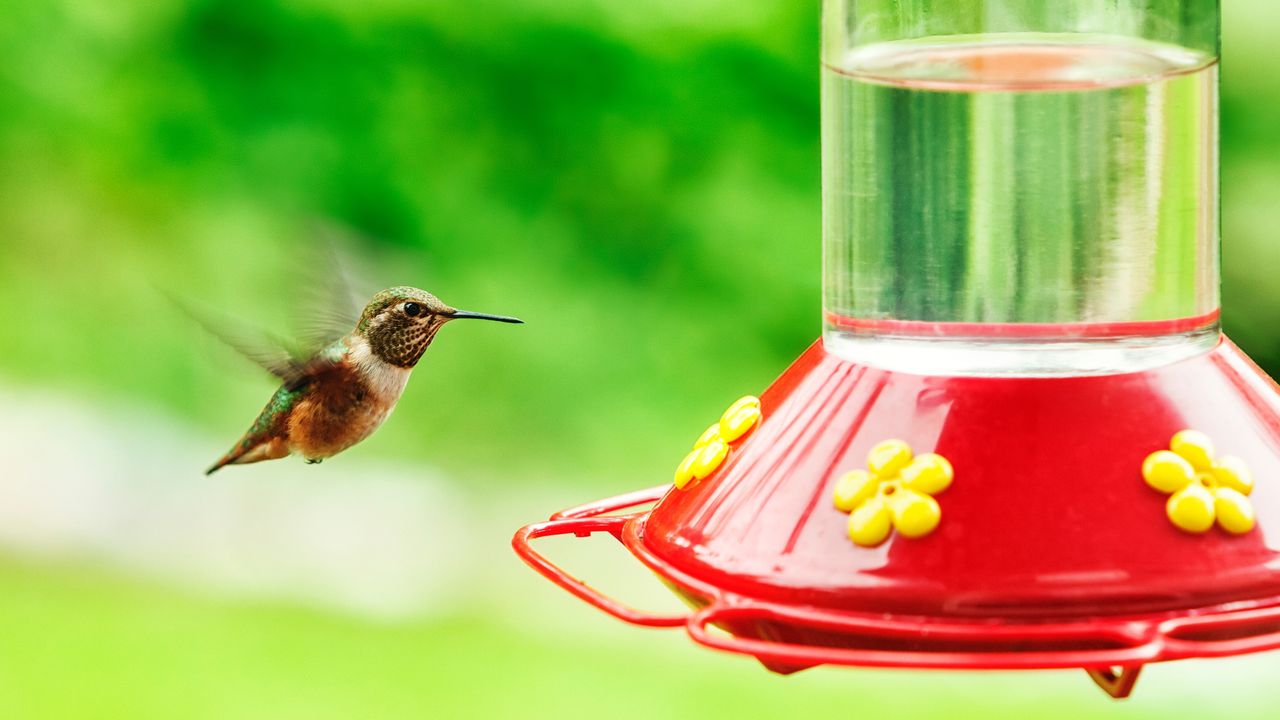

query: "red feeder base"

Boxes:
[513, 336, 1280, 698]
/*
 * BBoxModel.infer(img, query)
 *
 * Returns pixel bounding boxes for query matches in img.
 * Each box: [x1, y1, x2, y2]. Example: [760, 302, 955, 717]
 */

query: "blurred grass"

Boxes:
[1, 554, 1276, 720]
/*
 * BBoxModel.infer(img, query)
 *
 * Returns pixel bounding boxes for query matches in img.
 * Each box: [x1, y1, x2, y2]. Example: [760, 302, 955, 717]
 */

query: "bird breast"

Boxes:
[287, 337, 412, 459]
[349, 335, 412, 401]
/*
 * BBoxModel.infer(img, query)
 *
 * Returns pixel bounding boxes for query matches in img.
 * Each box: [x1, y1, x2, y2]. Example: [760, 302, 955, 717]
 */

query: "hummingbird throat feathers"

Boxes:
[363, 311, 443, 368]
[349, 336, 413, 402]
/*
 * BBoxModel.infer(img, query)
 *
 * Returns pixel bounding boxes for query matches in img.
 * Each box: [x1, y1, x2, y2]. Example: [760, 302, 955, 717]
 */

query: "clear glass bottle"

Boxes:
[821, 0, 1220, 376]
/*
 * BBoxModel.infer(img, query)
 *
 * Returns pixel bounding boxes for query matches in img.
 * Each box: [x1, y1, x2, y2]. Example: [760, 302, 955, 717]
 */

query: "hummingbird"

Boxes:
[205, 286, 521, 474]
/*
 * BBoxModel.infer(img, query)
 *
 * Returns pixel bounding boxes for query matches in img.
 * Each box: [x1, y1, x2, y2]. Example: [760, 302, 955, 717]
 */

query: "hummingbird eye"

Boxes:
[403, 302, 422, 317]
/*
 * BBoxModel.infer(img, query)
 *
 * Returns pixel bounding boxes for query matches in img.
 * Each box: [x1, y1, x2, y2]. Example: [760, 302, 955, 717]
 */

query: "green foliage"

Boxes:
[4, 0, 1279, 485]
[0, 0, 824, 487]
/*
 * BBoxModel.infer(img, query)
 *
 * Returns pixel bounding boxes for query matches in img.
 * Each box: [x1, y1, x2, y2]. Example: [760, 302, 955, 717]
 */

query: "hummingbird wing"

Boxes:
[289, 222, 374, 355]
[168, 292, 342, 390]
[167, 222, 371, 391]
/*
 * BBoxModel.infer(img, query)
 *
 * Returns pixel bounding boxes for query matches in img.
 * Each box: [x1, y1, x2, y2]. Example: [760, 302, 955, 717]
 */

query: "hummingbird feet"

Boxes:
[305, 458, 323, 465]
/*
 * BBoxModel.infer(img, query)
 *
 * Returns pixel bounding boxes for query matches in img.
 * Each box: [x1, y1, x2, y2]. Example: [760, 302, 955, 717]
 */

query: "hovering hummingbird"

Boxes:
[205, 286, 521, 474]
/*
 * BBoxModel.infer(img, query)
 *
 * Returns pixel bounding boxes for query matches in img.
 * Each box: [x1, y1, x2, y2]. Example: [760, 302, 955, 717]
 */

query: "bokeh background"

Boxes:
[2, 0, 1280, 717]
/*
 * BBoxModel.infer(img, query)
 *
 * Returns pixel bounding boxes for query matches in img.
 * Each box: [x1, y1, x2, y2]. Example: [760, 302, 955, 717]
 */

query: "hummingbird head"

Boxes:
[356, 286, 522, 368]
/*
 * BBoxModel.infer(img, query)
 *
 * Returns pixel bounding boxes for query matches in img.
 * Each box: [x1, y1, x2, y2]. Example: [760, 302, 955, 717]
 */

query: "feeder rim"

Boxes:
[513, 484, 1280, 698]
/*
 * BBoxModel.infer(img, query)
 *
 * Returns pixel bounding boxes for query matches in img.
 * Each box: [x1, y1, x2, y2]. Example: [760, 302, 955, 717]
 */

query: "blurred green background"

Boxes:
[2, 0, 1280, 717]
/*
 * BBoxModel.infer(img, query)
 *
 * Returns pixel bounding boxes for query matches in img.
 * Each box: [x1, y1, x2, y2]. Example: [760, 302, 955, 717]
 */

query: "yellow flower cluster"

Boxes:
[1143, 430, 1255, 535]
[674, 396, 762, 490]
[832, 440, 953, 547]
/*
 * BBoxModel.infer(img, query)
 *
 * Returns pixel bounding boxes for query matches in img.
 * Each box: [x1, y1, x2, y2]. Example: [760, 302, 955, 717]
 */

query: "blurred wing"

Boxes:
[166, 290, 336, 390]
[290, 221, 374, 354]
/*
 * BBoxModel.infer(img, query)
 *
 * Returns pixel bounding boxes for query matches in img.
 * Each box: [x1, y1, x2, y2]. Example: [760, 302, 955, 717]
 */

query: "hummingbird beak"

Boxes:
[447, 309, 524, 324]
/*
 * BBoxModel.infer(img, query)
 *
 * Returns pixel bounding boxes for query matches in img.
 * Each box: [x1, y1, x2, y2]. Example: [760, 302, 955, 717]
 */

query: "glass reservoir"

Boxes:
[821, 1, 1220, 376]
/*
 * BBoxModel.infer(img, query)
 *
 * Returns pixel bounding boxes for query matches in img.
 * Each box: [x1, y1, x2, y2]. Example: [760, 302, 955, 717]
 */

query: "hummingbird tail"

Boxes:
[206, 445, 246, 475]
[205, 455, 234, 475]
[206, 437, 290, 474]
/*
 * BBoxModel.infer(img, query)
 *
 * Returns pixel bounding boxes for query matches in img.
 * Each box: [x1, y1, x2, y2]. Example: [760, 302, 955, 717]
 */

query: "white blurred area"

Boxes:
[0, 385, 482, 619]
[0, 382, 689, 641]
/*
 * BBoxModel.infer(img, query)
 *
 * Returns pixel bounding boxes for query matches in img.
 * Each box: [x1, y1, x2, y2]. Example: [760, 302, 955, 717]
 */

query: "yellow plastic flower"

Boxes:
[1142, 430, 1256, 535]
[674, 396, 761, 489]
[832, 440, 953, 547]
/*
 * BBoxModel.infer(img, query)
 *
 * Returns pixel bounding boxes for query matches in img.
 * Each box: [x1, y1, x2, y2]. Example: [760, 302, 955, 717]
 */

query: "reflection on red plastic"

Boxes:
[824, 308, 1220, 338]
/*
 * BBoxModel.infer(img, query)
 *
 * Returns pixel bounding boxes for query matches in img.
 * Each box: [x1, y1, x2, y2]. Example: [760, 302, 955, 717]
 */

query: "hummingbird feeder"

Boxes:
[513, 0, 1280, 698]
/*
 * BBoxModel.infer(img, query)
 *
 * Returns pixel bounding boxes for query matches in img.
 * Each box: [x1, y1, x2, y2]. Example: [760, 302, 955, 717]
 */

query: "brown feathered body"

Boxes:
[208, 343, 408, 472]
